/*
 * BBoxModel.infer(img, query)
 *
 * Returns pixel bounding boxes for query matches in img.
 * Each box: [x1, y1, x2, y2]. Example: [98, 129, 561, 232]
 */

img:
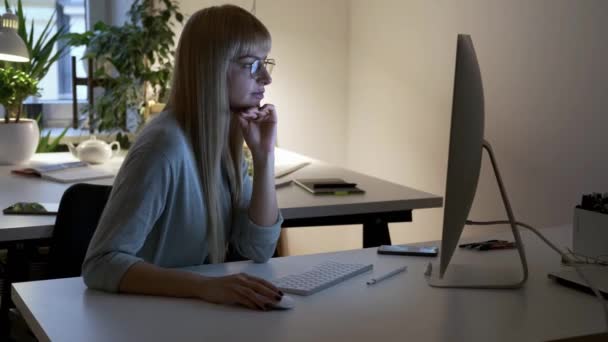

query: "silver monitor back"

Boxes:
[438, 34, 485, 278]
[428, 34, 528, 288]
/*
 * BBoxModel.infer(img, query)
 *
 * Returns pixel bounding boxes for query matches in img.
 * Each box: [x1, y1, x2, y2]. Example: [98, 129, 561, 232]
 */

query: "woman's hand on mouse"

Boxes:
[235, 104, 277, 160]
[196, 272, 283, 311]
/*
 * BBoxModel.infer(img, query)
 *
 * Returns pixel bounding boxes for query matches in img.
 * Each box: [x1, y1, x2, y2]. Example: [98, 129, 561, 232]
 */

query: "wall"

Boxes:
[347, 0, 608, 245]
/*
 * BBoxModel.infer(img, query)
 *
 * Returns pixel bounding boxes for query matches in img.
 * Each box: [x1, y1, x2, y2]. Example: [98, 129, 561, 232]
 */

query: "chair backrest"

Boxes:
[48, 183, 112, 279]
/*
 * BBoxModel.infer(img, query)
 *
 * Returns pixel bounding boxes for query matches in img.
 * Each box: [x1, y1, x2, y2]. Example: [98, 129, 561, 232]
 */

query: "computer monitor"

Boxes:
[427, 34, 529, 288]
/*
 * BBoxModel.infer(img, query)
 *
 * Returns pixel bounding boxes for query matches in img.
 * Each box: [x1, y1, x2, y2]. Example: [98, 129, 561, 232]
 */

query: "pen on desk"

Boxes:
[366, 266, 408, 285]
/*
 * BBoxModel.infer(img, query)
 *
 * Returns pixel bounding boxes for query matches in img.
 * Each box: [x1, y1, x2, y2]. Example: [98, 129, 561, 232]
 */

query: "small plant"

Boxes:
[115, 132, 132, 150]
[0, 0, 69, 123]
[0, 67, 38, 123]
[35, 114, 69, 153]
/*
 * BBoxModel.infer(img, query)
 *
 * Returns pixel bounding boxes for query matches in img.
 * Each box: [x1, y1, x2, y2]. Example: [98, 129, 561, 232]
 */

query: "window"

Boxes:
[18, 0, 86, 101]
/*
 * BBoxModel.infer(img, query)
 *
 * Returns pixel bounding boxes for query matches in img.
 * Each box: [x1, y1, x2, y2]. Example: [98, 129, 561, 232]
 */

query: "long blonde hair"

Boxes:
[166, 5, 271, 263]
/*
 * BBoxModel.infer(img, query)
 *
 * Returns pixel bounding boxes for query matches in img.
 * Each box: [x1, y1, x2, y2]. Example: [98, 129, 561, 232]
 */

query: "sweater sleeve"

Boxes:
[230, 158, 283, 263]
[82, 147, 172, 292]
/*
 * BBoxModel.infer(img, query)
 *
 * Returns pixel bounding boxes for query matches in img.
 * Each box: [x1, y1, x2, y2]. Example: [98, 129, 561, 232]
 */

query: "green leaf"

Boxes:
[93, 21, 109, 31]
[48, 125, 69, 151]
[36, 130, 51, 153]
[16, 0, 26, 41]
[36, 124, 70, 153]
[28, 16, 34, 51]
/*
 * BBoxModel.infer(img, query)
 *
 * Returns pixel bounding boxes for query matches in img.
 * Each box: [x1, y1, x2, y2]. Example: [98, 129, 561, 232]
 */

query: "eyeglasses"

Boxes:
[235, 58, 275, 78]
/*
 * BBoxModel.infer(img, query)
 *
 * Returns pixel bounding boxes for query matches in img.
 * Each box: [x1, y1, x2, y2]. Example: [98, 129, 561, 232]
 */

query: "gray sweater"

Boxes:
[82, 111, 283, 292]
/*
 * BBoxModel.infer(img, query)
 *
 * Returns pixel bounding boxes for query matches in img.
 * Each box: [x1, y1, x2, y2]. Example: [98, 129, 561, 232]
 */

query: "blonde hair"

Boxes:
[166, 5, 271, 263]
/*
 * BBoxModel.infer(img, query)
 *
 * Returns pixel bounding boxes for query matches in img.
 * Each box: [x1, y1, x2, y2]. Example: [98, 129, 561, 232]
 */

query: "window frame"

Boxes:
[36, 0, 115, 129]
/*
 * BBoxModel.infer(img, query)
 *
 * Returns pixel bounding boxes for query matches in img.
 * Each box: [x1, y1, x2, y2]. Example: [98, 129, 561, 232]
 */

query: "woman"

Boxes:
[82, 5, 284, 311]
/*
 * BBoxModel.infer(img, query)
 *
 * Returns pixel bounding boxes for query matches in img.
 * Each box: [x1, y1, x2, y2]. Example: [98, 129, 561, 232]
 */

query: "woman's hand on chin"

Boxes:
[236, 104, 277, 160]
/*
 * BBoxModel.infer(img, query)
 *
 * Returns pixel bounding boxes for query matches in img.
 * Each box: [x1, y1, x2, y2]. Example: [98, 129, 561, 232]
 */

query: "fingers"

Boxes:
[234, 287, 264, 311]
[200, 274, 284, 311]
[243, 274, 283, 296]
[237, 273, 281, 300]
[239, 108, 260, 120]
[239, 110, 265, 122]
[237, 286, 271, 311]
[259, 103, 275, 113]
[236, 104, 277, 123]
[243, 279, 283, 304]
[233, 273, 282, 311]
[258, 104, 277, 122]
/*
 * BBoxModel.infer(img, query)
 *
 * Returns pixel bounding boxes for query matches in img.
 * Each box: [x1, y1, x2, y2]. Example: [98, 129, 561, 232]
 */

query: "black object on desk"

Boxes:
[293, 178, 365, 195]
[579, 192, 608, 214]
[3, 202, 58, 215]
[459, 239, 515, 251]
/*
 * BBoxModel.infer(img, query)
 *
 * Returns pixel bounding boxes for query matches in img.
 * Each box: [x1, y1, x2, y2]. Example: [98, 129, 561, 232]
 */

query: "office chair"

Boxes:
[48, 182, 249, 273]
[47, 183, 112, 279]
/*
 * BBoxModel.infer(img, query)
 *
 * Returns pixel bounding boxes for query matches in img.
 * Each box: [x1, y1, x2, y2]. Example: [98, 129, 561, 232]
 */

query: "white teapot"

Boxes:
[67, 136, 120, 164]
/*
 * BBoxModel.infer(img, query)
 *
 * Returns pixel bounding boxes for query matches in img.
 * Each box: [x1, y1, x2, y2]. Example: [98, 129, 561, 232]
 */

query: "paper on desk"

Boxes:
[12, 161, 114, 183]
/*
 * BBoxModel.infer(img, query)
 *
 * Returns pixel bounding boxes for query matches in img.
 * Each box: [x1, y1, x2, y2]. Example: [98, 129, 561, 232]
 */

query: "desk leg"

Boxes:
[0, 246, 10, 338]
[363, 219, 391, 248]
[282, 211, 410, 249]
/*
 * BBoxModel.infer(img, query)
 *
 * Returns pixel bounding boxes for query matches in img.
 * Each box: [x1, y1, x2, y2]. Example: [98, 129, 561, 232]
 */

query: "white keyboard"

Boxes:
[273, 261, 373, 296]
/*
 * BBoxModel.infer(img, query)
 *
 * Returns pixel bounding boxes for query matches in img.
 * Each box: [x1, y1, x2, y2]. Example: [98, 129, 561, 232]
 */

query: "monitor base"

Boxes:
[427, 263, 525, 289]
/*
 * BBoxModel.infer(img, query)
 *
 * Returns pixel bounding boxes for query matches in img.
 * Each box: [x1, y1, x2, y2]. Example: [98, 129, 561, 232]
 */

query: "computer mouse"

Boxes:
[269, 294, 295, 310]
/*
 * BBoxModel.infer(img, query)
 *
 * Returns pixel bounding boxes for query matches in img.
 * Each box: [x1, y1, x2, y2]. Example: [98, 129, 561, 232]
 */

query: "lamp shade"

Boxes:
[0, 11, 29, 62]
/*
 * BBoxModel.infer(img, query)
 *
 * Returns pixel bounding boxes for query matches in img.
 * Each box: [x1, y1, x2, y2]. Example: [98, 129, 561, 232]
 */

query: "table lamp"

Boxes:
[0, 10, 29, 62]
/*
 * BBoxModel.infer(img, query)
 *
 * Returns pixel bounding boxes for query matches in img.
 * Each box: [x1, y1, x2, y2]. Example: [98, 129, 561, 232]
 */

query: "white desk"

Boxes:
[0, 153, 121, 242]
[12, 225, 606, 341]
[0, 148, 442, 244]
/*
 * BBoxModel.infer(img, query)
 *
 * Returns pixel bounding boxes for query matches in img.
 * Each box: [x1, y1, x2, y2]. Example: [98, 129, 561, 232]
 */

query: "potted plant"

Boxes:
[0, 0, 69, 164]
[67, 0, 183, 133]
[0, 67, 39, 163]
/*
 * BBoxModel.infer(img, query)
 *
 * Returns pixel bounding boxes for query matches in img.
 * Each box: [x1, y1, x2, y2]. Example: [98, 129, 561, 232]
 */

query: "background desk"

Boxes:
[0, 148, 441, 335]
[12, 225, 606, 341]
[0, 148, 442, 245]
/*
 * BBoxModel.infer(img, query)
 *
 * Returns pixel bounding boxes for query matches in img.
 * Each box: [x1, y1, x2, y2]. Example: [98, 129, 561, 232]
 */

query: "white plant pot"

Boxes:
[0, 118, 40, 165]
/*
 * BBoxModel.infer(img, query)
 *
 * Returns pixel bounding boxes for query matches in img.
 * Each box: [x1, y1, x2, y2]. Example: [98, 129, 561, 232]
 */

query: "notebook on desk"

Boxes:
[12, 161, 114, 183]
[293, 178, 365, 195]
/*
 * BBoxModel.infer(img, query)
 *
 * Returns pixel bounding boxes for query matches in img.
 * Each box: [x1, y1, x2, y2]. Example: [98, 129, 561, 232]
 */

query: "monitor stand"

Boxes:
[427, 140, 529, 289]
[427, 263, 525, 289]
